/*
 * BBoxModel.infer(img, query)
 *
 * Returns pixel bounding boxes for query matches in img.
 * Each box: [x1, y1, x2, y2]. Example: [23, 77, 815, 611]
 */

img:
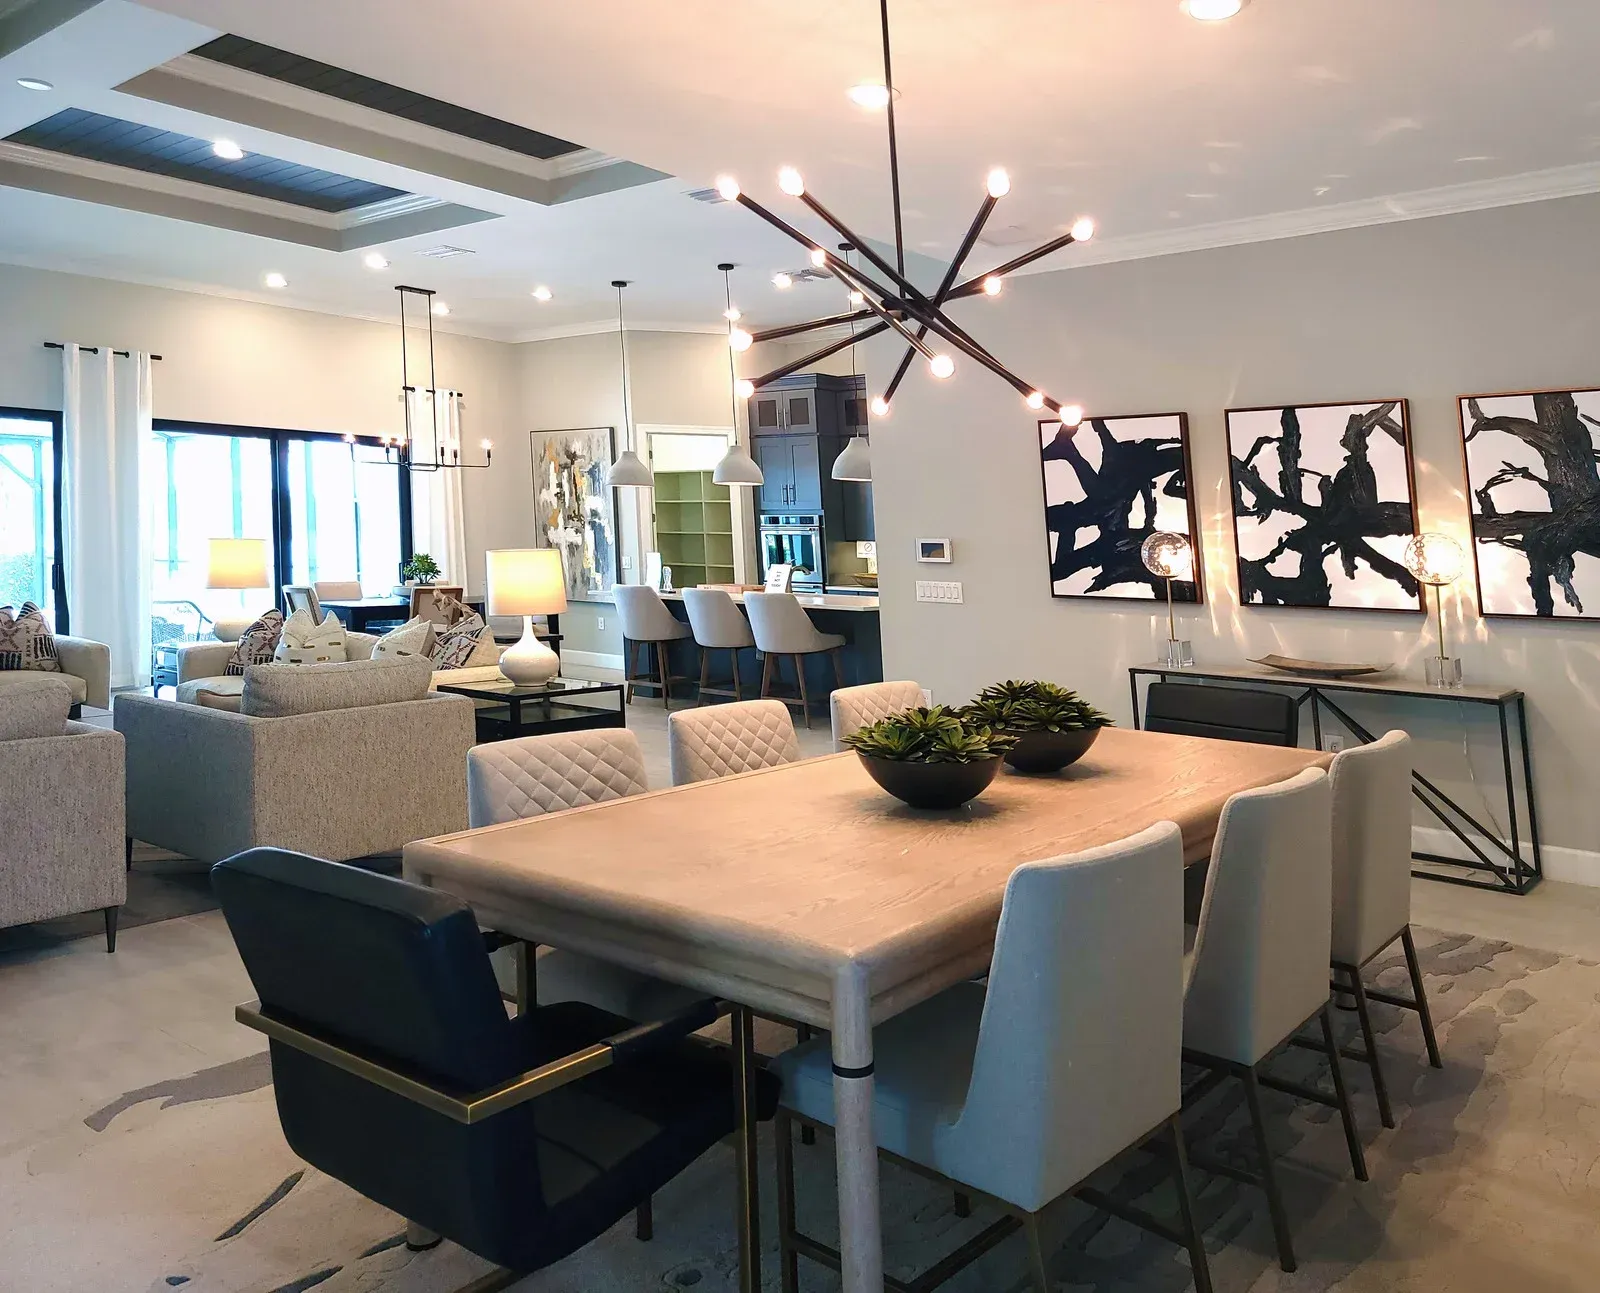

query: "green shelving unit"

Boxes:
[654, 470, 736, 588]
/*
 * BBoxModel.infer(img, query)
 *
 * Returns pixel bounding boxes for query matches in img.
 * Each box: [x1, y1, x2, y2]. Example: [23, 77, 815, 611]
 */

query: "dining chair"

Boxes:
[667, 699, 800, 786]
[613, 584, 694, 709]
[743, 591, 847, 729]
[1329, 730, 1440, 1129]
[410, 584, 468, 626]
[682, 588, 756, 704]
[829, 680, 926, 750]
[1181, 766, 1365, 1274]
[1144, 681, 1298, 746]
[770, 823, 1213, 1293]
[213, 847, 778, 1292]
[313, 580, 364, 603]
[281, 585, 323, 623]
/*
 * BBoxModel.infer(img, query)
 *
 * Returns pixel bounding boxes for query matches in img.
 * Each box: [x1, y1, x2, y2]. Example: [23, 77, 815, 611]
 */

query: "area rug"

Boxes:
[3, 928, 1598, 1293]
[0, 850, 215, 957]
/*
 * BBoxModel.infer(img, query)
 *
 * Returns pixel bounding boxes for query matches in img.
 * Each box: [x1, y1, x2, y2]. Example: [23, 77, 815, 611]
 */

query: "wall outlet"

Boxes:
[596, 616, 604, 631]
[1325, 734, 1344, 753]
[915, 580, 963, 604]
[621, 555, 633, 571]
[919, 687, 934, 707]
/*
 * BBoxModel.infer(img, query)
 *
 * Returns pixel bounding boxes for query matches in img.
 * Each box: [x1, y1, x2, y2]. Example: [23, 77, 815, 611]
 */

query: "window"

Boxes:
[285, 437, 403, 593]
[0, 408, 64, 627]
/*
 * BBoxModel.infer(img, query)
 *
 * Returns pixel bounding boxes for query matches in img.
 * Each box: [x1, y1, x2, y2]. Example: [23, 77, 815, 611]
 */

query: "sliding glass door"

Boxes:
[284, 437, 403, 595]
[0, 408, 64, 627]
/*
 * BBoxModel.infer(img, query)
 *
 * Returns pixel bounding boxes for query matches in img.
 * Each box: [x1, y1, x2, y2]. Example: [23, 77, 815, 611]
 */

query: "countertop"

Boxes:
[659, 589, 880, 613]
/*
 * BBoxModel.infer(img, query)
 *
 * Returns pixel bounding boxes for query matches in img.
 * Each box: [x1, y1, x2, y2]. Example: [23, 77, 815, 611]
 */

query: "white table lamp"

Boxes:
[486, 548, 568, 685]
[207, 537, 270, 592]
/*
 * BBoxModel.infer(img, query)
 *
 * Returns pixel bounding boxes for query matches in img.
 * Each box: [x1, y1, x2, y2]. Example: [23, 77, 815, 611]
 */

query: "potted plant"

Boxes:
[963, 680, 1114, 774]
[401, 553, 442, 586]
[842, 706, 1017, 809]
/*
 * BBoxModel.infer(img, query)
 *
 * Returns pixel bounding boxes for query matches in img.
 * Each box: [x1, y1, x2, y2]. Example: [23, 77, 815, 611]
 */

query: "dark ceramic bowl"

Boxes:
[856, 753, 1004, 810]
[1001, 727, 1101, 774]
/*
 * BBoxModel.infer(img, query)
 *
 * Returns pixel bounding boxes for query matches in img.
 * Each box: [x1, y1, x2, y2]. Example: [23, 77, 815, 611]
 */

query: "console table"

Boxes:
[1128, 663, 1541, 895]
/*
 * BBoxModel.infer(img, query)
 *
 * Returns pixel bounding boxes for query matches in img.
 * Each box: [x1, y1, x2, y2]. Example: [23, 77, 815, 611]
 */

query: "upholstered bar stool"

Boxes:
[682, 588, 756, 705]
[743, 591, 846, 729]
[613, 585, 694, 709]
[830, 680, 926, 750]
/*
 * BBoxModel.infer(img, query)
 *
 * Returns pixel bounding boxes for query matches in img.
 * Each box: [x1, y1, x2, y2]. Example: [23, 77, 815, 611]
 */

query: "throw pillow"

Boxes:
[224, 609, 284, 676]
[432, 610, 488, 669]
[0, 601, 63, 672]
[370, 616, 434, 662]
[272, 607, 349, 665]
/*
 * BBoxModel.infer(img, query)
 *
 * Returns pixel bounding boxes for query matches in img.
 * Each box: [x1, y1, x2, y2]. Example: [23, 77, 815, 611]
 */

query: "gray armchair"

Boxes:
[0, 635, 110, 713]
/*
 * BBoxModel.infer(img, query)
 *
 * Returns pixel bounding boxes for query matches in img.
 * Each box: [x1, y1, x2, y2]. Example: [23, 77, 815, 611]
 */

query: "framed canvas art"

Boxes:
[1226, 399, 1421, 612]
[528, 427, 619, 602]
[1037, 412, 1203, 602]
[1459, 386, 1600, 619]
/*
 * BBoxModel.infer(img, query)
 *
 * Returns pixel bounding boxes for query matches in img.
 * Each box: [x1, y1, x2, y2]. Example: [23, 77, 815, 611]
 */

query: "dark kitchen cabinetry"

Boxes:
[747, 370, 874, 538]
[754, 435, 823, 513]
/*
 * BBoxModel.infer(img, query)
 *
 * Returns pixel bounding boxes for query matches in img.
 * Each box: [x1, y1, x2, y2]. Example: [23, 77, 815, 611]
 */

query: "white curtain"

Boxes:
[408, 388, 469, 587]
[61, 345, 154, 690]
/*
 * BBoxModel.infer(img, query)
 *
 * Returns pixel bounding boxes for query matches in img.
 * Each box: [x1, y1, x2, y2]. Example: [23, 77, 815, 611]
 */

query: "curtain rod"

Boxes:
[43, 341, 164, 361]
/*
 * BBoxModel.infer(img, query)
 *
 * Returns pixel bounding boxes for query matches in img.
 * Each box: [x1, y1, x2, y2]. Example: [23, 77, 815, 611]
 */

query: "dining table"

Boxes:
[403, 725, 1331, 1293]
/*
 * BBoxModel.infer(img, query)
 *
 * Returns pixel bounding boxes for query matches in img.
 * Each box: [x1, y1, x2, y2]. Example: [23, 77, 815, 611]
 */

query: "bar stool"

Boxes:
[682, 588, 756, 705]
[613, 585, 694, 709]
[743, 591, 846, 729]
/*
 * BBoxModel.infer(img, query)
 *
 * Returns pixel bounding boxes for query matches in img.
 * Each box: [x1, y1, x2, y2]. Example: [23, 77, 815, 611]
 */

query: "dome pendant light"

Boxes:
[605, 280, 653, 488]
[832, 244, 873, 483]
[713, 263, 765, 487]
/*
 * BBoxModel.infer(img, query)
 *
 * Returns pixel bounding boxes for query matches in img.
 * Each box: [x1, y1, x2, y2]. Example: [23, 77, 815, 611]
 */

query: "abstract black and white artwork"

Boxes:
[1226, 400, 1422, 611]
[1460, 387, 1600, 619]
[1037, 412, 1202, 602]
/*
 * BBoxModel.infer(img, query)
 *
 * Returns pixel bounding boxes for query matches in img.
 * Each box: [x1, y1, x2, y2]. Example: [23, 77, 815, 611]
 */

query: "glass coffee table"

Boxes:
[433, 676, 626, 742]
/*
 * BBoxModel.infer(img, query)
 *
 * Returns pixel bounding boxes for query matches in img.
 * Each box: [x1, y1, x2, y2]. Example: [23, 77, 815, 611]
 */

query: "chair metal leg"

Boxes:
[1342, 965, 1395, 1129]
[1319, 1004, 1369, 1182]
[103, 906, 118, 954]
[796, 656, 813, 729]
[1167, 1115, 1214, 1293]
[795, 1023, 817, 1145]
[1021, 1213, 1051, 1293]
[732, 1005, 761, 1293]
[635, 1198, 653, 1241]
[1241, 1065, 1297, 1273]
[774, 1110, 801, 1293]
[1402, 926, 1443, 1069]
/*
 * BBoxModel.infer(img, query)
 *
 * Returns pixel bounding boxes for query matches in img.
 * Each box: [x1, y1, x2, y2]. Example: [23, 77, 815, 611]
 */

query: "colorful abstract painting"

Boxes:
[528, 427, 618, 601]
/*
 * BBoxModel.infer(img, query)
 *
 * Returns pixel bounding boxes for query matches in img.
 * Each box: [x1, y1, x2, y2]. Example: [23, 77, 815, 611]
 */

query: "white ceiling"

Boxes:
[4, 0, 1600, 339]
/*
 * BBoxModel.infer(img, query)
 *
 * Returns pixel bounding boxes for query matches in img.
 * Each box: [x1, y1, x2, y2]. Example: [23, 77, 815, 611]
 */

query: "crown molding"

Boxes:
[505, 319, 727, 344]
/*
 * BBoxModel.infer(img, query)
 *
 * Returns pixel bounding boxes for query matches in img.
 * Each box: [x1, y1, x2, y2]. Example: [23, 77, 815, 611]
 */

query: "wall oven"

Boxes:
[758, 515, 825, 592]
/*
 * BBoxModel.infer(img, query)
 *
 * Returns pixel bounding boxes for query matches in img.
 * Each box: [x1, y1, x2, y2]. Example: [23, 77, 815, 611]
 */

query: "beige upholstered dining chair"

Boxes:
[667, 698, 800, 786]
[613, 584, 694, 708]
[829, 679, 925, 750]
[1328, 731, 1438, 1129]
[743, 591, 846, 728]
[681, 587, 755, 703]
[1182, 766, 1363, 1274]
[771, 822, 1213, 1293]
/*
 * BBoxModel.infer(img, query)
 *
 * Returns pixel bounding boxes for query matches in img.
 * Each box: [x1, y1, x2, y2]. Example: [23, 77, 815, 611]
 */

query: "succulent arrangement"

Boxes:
[842, 705, 1017, 765]
[963, 679, 1114, 734]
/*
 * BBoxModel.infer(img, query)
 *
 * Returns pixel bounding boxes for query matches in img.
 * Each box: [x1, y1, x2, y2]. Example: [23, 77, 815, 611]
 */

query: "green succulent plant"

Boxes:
[963, 680, 1114, 734]
[842, 705, 1017, 764]
[402, 552, 442, 584]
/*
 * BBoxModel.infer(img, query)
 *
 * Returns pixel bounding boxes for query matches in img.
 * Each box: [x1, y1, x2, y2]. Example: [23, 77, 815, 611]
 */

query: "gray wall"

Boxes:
[871, 193, 1600, 859]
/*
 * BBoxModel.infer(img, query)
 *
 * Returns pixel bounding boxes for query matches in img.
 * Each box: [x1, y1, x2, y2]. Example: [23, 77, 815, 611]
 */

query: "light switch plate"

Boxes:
[596, 616, 604, 631]
[915, 580, 964, 604]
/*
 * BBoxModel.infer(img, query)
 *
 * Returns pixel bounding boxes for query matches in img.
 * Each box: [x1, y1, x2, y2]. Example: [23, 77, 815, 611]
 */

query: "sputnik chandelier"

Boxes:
[718, 0, 1095, 425]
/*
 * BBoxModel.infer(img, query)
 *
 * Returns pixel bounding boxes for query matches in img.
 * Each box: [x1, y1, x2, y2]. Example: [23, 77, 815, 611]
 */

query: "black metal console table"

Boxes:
[1128, 663, 1541, 895]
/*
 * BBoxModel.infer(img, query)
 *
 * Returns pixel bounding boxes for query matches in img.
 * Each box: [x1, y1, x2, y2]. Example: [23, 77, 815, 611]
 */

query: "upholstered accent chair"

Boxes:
[829, 679, 925, 750]
[771, 823, 1213, 1293]
[1181, 767, 1364, 1274]
[0, 634, 110, 715]
[667, 698, 800, 786]
[0, 675, 125, 950]
[312, 580, 364, 603]
[1328, 731, 1439, 1128]
[116, 658, 475, 864]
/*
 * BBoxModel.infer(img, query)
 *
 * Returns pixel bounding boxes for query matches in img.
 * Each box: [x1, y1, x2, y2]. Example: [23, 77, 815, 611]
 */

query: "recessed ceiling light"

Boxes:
[532, 285, 553, 301]
[362, 251, 389, 270]
[847, 83, 891, 110]
[1181, 0, 1246, 20]
[212, 139, 245, 160]
[431, 301, 450, 316]
[263, 271, 287, 289]
[16, 77, 53, 92]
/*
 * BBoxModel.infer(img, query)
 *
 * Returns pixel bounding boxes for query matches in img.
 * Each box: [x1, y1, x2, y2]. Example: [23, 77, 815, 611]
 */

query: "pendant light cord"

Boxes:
[724, 268, 741, 431]
[616, 281, 634, 453]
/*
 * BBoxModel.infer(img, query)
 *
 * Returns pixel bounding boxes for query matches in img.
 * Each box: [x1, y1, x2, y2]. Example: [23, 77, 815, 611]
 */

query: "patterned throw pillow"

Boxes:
[271, 608, 349, 665]
[432, 611, 488, 669]
[224, 610, 284, 676]
[0, 602, 63, 673]
[371, 617, 434, 661]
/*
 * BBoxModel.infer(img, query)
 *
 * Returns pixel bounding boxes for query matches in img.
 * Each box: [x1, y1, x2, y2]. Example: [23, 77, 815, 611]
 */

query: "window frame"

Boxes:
[0, 405, 67, 632]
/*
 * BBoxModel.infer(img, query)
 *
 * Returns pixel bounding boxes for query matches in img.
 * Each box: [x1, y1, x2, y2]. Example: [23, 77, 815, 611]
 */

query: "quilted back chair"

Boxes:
[667, 698, 800, 786]
[1144, 682, 1298, 746]
[829, 680, 925, 751]
[468, 730, 649, 827]
[1328, 730, 1412, 967]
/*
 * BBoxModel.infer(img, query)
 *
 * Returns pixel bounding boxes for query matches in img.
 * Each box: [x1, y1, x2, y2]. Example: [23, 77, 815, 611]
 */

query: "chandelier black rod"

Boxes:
[882, 346, 918, 404]
[799, 191, 932, 310]
[879, 0, 906, 276]
[947, 228, 1084, 300]
[824, 256, 937, 358]
[751, 308, 877, 346]
[899, 302, 1035, 397]
[750, 320, 891, 390]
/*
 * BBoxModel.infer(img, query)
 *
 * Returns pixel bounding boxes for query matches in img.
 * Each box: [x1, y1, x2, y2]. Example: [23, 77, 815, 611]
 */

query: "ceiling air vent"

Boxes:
[417, 244, 476, 259]
[684, 186, 729, 204]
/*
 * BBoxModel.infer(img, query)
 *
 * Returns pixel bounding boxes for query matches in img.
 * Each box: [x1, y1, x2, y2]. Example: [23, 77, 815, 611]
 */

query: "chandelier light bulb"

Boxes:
[778, 166, 806, 197]
[772, 272, 794, 289]
[723, 306, 742, 321]
[982, 275, 1003, 296]
[715, 175, 741, 202]
[1058, 403, 1084, 427]
[870, 395, 891, 418]
[809, 247, 828, 268]
[729, 327, 753, 352]
[480, 439, 494, 452]
[986, 168, 1011, 199]
[1025, 391, 1046, 410]
[1071, 217, 1097, 242]
[532, 285, 553, 301]
[929, 354, 956, 380]
[736, 379, 755, 399]
[848, 289, 865, 306]
[432, 301, 450, 316]
[848, 82, 891, 110]
[1181, 0, 1246, 19]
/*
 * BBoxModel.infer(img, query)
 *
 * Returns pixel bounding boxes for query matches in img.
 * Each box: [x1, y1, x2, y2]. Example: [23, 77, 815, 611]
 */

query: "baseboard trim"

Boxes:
[561, 649, 624, 677]
[1412, 825, 1600, 889]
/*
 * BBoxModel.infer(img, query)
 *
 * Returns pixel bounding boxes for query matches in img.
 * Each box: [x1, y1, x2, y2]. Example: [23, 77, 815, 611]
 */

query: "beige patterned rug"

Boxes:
[3, 928, 1597, 1293]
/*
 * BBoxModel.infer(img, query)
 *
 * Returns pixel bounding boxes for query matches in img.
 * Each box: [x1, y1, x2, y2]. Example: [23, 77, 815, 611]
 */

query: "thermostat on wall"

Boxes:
[916, 538, 952, 563]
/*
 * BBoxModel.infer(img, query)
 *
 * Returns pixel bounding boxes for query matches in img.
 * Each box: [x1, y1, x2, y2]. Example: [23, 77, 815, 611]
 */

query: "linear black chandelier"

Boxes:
[718, 0, 1094, 425]
[386, 284, 490, 472]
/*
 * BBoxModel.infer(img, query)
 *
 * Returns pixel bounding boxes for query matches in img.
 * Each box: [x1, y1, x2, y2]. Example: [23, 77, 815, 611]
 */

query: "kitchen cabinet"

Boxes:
[839, 478, 875, 542]
[754, 434, 822, 513]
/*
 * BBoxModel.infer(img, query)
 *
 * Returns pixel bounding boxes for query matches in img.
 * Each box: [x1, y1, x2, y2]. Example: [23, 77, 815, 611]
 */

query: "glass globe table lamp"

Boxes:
[1403, 533, 1465, 688]
[1141, 531, 1195, 669]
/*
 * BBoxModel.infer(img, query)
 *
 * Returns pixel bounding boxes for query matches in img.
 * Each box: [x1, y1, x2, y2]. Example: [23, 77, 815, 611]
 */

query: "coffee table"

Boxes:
[433, 676, 625, 742]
